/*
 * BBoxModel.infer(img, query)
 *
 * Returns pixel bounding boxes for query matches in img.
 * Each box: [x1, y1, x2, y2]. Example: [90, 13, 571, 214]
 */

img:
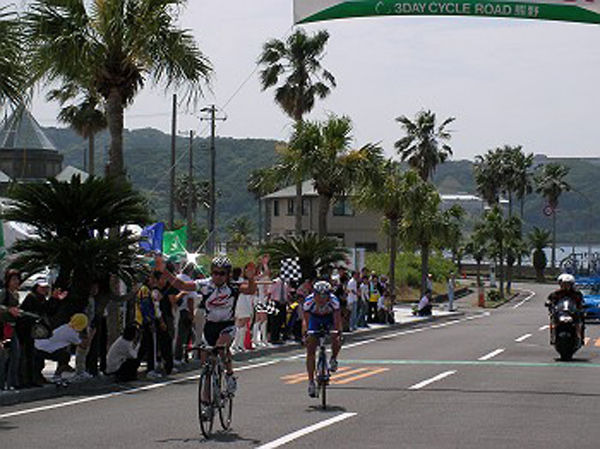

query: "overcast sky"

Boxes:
[6, 0, 600, 159]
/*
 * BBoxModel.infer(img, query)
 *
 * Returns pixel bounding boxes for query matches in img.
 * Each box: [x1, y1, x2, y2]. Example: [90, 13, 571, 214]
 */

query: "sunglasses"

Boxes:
[212, 270, 227, 276]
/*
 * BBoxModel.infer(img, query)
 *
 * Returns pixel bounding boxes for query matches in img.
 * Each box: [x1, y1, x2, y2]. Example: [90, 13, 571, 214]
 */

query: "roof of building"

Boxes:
[55, 165, 89, 183]
[0, 170, 11, 183]
[263, 180, 318, 199]
[0, 105, 57, 151]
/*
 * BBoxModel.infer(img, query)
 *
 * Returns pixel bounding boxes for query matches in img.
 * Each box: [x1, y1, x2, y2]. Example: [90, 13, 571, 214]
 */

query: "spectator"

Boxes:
[18, 279, 51, 387]
[157, 267, 178, 375]
[106, 324, 141, 382]
[233, 262, 257, 352]
[174, 266, 196, 364]
[137, 272, 162, 378]
[267, 276, 290, 344]
[346, 271, 359, 331]
[1, 269, 22, 390]
[368, 273, 382, 323]
[253, 256, 271, 347]
[416, 290, 433, 317]
[426, 273, 434, 294]
[358, 276, 370, 328]
[447, 272, 456, 312]
[34, 313, 89, 382]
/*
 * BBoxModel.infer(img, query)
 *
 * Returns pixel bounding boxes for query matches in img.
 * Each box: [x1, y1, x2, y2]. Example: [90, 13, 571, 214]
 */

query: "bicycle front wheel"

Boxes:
[217, 371, 233, 430]
[198, 368, 215, 438]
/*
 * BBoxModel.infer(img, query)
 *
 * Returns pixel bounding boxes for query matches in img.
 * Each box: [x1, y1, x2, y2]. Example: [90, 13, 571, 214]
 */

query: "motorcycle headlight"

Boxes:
[558, 315, 573, 323]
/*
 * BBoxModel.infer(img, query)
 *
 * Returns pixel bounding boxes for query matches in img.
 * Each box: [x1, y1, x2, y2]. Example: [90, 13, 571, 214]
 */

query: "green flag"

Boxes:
[163, 226, 187, 257]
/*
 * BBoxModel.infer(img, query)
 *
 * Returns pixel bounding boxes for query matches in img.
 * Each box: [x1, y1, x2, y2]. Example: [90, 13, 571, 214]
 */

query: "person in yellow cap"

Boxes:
[35, 313, 89, 382]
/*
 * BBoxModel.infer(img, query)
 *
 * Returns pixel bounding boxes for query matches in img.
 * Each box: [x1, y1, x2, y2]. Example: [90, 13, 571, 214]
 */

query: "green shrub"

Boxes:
[487, 289, 501, 302]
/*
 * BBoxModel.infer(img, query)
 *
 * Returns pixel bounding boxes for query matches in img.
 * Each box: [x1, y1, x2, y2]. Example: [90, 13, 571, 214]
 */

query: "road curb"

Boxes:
[0, 311, 464, 407]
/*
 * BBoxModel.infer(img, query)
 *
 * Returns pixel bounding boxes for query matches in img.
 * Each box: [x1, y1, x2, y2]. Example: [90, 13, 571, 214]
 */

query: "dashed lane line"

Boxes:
[539, 325, 550, 331]
[515, 334, 532, 342]
[256, 412, 358, 449]
[478, 349, 505, 361]
[408, 371, 457, 390]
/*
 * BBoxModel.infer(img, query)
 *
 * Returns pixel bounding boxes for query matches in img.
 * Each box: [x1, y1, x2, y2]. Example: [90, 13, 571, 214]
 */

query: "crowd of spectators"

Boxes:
[0, 259, 397, 391]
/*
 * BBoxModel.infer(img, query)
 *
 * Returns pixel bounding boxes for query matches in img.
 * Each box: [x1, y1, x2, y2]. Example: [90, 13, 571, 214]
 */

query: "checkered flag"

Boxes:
[280, 257, 302, 282]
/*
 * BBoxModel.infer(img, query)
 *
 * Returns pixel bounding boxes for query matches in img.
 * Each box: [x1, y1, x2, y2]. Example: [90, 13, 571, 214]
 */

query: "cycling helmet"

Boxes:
[313, 280, 332, 295]
[557, 273, 575, 284]
[211, 255, 232, 271]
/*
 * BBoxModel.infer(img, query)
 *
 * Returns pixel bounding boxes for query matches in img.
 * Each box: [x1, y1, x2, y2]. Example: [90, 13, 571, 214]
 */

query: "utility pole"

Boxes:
[200, 105, 226, 255]
[169, 94, 177, 230]
[187, 130, 194, 251]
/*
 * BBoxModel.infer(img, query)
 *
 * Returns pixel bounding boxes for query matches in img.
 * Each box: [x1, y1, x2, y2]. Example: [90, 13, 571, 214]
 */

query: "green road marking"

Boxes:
[261, 356, 600, 369]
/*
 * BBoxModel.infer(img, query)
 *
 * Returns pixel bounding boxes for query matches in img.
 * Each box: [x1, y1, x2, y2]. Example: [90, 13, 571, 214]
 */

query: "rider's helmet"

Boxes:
[557, 273, 575, 285]
[211, 255, 232, 272]
[313, 280, 332, 296]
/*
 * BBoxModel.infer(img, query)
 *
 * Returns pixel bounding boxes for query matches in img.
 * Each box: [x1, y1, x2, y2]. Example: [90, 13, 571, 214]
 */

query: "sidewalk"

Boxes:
[1, 305, 464, 407]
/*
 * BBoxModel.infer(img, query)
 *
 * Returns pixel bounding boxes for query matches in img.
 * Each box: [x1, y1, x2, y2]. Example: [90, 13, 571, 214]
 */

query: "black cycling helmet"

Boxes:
[313, 280, 332, 295]
[211, 255, 232, 271]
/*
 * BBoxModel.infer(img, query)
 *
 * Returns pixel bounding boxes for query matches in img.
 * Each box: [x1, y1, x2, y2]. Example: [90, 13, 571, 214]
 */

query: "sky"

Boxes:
[5, 0, 600, 160]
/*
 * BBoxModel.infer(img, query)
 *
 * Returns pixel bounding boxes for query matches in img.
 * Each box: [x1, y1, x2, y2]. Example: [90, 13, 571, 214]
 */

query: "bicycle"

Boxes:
[197, 345, 233, 438]
[307, 329, 340, 410]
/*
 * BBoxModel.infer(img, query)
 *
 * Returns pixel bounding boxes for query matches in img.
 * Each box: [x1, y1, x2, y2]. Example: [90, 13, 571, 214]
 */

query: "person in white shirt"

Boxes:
[346, 271, 359, 331]
[107, 324, 141, 382]
[358, 276, 370, 328]
[417, 291, 433, 316]
[35, 313, 88, 381]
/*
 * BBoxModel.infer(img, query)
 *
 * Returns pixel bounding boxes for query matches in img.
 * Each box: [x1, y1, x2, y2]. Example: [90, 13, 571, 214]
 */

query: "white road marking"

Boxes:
[408, 371, 457, 390]
[539, 325, 550, 331]
[478, 349, 505, 361]
[513, 290, 536, 309]
[515, 334, 532, 342]
[256, 412, 357, 449]
[0, 359, 279, 420]
[0, 313, 491, 420]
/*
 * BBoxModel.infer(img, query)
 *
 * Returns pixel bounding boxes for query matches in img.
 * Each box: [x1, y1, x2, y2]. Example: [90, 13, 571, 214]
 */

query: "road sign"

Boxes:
[294, 0, 600, 25]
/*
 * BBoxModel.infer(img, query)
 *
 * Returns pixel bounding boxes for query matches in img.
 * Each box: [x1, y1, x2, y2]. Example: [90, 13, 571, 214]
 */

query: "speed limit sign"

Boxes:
[543, 205, 554, 217]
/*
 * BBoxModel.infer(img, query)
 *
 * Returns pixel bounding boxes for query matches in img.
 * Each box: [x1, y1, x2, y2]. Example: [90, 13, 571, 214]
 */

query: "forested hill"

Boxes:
[43, 126, 281, 234]
[44, 126, 600, 243]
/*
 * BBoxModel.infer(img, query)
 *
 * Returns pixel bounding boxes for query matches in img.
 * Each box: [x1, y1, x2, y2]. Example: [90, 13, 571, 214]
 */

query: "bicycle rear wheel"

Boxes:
[217, 371, 233, 430]
[317, 351, 328, 409]
[198, 368, 215, 438]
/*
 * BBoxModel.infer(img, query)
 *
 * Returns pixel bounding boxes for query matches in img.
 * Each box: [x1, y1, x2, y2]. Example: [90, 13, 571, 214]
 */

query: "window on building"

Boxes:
[302, 199, 309, 216]
[273, 200, 279, 217]
[287, 199, 295, 216]
[332, 198, 354, 216]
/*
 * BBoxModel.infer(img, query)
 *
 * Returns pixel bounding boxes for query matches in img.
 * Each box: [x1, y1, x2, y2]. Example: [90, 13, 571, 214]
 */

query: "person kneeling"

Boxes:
[107, 324, 141, 382]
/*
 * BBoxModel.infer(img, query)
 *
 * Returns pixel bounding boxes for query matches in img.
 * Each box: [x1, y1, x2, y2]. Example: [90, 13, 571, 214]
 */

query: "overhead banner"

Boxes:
[294, 0, 600, 25]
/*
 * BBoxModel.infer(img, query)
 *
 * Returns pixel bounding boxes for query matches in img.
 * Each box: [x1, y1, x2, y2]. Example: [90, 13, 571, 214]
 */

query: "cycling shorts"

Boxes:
[203, 320, 236, 347]
[307, 313, 334, 333]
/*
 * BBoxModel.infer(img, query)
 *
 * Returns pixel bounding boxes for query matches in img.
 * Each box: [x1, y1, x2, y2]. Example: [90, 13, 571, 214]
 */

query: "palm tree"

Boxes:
[227, 216, 254, 249]
[474, 148, 506, 206]
[0, 7, 27, 105]
[258, 29, 336, 234]
[528, 226, 551, 282]
[25, 0, 212, 180]
[355, 160, 405, 297]
[261, 233, 349, 281]
[394, 110, 455, 181]
[504, 216, 527, 294]
[2, 175, 149, 311]
[55, 94, 107, 176]
[395, 171, 463, 295]
[174, 174, 209, 221]
[292, 115, 383, 237]
[465, 227, 487, 288]
[511, 148, 534, 219]
[535, 163, 571, 268]
[478, 206, 506, 297]
[247, 166, 281, 244]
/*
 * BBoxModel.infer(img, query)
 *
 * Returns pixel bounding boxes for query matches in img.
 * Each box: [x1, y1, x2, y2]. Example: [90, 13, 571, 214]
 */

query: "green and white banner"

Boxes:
[294, 0, 600, 24]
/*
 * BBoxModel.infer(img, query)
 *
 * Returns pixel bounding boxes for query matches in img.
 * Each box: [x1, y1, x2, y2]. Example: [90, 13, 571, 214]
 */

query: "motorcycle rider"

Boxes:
[546, 273, 585, 344]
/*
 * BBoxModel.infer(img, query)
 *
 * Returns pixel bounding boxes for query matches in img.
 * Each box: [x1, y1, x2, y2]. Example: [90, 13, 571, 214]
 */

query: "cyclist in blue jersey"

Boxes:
[302, 280, 342, 398]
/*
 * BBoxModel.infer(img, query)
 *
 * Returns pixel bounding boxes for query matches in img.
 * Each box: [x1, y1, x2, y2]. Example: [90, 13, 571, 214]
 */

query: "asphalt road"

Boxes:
[2, 282, 600, 448]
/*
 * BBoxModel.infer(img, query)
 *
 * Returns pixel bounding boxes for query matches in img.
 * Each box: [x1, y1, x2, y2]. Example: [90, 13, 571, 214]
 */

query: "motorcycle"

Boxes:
[547, 297, 582, 361]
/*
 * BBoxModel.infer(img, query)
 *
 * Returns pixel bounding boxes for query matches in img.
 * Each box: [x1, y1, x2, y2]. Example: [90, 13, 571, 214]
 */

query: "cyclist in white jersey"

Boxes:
[156, 255, 256, 394]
